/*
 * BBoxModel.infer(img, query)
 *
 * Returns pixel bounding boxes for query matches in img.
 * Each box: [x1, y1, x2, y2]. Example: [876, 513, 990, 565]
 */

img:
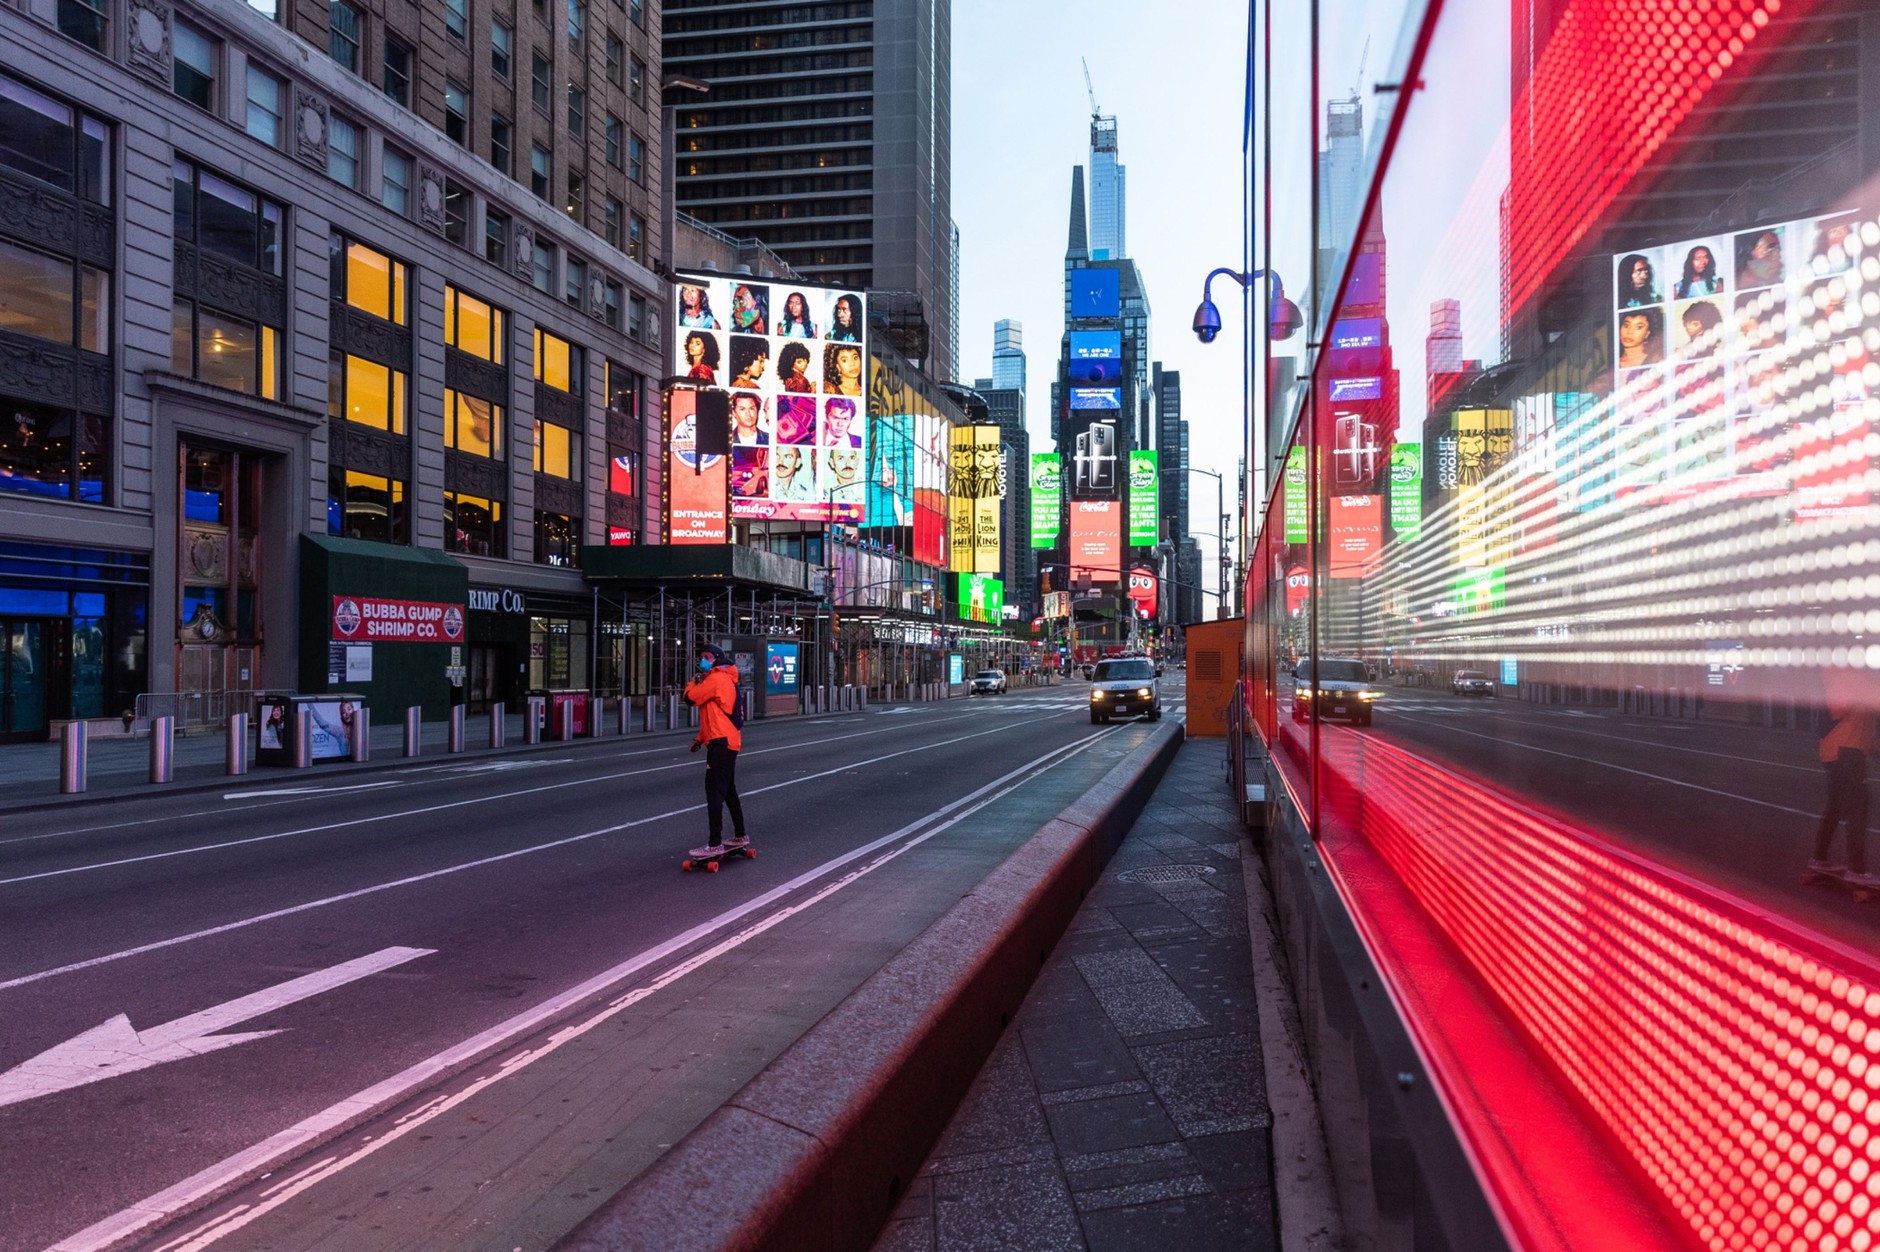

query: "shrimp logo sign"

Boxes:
[333, 598, 363, 637]
[331, 596, 470, 641]
[442, 605, 465, 640]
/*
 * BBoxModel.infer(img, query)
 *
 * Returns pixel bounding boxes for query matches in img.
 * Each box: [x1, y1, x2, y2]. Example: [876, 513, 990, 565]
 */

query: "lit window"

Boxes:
[330, 234, 408, 325]
[443, 490, 503, 557]
[174, 301, 279, 399]
[532, 327, 582, 394]
[533, 419, 576, 478]
[566, 169, 584, 221]
[328, 353, 407, 433]
[444, 285, 505, 363]
[628, 214, 645, 262]
[443, 389, 502, 458]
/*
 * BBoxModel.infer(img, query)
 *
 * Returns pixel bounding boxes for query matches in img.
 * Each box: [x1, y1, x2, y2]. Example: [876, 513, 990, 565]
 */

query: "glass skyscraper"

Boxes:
[1088, 116, 1126, 260]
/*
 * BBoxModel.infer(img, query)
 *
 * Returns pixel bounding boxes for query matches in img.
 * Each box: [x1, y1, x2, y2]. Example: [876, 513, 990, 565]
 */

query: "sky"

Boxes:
[949, 0, 1253, 597]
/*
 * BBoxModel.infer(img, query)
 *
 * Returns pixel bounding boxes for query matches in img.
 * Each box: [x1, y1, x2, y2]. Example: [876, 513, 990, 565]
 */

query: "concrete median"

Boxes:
[556, 720, 1185, 1252]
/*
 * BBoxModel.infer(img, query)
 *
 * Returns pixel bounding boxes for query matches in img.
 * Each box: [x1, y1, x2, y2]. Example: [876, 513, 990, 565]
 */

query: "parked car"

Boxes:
[1452, 669, 1495, 697]
[1089, 657, 1161, 724]
[1292, 658, 1382, 726]
[969, 668, 1008, 695]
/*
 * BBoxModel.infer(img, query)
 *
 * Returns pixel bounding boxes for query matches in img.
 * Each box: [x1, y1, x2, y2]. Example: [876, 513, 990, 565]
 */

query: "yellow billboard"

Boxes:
[949, 424, 1003, 574]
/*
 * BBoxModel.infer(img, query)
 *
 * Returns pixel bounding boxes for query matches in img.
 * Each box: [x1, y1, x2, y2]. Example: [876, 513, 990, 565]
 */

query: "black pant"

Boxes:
[705, 738, 746, 842]
[1814, 748, 1869, 873]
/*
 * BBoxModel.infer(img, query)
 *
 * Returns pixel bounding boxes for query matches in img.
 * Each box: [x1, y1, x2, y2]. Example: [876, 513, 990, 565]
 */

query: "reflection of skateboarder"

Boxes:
[1810, 675, 1877, 895]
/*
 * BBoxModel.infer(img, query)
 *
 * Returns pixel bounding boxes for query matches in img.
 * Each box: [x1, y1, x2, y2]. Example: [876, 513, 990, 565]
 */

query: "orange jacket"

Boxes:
[685, 664, 742, 750]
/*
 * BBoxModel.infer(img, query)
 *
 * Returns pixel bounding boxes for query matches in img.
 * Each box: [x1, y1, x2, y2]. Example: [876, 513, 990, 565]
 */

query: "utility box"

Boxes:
[1183, 619, 1245, 738]
[730, 635, 801, 719]
[255, 693, 366, 764]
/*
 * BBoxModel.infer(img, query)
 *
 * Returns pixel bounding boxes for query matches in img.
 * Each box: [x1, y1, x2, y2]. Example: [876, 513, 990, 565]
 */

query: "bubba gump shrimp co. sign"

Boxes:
[331, 596, 467, 642]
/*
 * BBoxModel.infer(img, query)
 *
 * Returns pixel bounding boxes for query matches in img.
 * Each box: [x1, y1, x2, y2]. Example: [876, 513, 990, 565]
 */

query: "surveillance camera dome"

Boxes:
[1192, 300, 1222, 344]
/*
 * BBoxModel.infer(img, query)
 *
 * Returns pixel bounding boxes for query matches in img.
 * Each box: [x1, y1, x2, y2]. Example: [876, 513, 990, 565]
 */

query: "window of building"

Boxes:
[532, 327, 582, 394]
[603, 115, 621, 168]
[627, 291, 644, 341]
[484, 209, 509, 267]
[627, 132, 644, 184]
[534, 419, 577, 478]
[531, 237, 553, 293]
[531, 52, 551, 113]
[605, 34, 623, 87]
[443, 179, 468, 247]
[328, 468, 407, 544]
[329, 1, 361, 74]
[172, 301, 279, 399]
[327, 115, 360, 188]
[629, 56, 645, 106]
[382, 36, 412, 106]
[603, 198, 621, 249]
[530, 144, 550, 199]
[444, 0, 466, 40]
[444, 80, 469, 147]
[174, 161, 282, 275]
[602, 279, 621, 330]
[566, 169, 584, 220]
[328, 234, 408, 325]
[628, 0, 642, 29]
[245, 66, 284, 147]
[57, 0, 108, 52]
[381, 147, 411, 215]
[490, 114, 512, 177]
[443, 390, 502, 458]
[444, 285, 505, 363]
[568, 85, 585, 138]
[533, 511, 578, 567]
[627, 213, 644, 263]
[567, 0, 584, 45]
[327, 353, 407, 433]
[0, 237, 107, 352]
[0, 71, 111, 206]
[0, 402, 105, 503]
[444, 491, 503, 557]
[565, 256, 586, 308]
[172, 23, 217, 110]
[491, 19, 512, 78]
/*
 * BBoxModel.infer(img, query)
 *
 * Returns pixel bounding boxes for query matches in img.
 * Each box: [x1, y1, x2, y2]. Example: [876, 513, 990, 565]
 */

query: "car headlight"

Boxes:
[1091, 690, 1105, 701]
[1359, 691, 1379, 701]
[1137, 688, 1151, 698]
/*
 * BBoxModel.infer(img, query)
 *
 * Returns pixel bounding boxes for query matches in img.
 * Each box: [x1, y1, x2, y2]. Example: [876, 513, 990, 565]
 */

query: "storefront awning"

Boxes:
[579, 544, 815, 595]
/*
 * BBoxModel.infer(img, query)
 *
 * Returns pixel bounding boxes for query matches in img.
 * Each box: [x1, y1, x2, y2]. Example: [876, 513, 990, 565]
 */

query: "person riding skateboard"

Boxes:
[685, 644, 748, 859]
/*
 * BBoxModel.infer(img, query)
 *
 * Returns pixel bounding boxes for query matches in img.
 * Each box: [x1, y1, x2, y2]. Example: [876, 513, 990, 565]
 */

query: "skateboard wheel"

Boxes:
[707, 860, 720, 872]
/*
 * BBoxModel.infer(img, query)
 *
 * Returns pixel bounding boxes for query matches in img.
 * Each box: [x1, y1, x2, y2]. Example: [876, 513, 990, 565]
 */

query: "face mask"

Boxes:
[698, 657, 715, 672]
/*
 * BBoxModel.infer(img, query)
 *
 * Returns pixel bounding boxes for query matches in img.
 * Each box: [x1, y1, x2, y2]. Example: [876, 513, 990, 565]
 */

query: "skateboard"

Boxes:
[682, 842, 757, 873]
[1801, 867, 1873, 903]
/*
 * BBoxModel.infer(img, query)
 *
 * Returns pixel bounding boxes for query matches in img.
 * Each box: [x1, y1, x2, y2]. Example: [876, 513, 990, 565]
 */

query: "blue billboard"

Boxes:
[764, 641, 800, 695]
[1068, 330, 1123, 383]
[1329, 377, 1382, 402]
[1070, 268, 1120, 319]
[1070, 386, 1122, 410]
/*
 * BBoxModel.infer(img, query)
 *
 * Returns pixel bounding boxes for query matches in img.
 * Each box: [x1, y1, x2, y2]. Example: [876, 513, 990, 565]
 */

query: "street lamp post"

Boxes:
[1187, 465, 1229, 619]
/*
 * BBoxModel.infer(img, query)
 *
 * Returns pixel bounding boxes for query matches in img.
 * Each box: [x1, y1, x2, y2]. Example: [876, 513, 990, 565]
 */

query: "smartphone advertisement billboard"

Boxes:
[948, 424, 1002, 574]
[672, 273, 867, 522]
[1127, 449, 1159, 545]
[662, 388, 729, 544]
[1030, 453, 1061, 548]
[1067, 414, 1121, 501]
[1069, 500, 1122, 583]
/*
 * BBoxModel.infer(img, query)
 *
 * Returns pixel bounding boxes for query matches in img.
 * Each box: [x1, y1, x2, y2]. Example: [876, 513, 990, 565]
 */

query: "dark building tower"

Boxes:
[665, 0, 954, 379]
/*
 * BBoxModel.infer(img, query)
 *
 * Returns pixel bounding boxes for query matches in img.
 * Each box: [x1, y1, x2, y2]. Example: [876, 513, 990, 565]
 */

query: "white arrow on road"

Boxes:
[0, 946, 433, 1108]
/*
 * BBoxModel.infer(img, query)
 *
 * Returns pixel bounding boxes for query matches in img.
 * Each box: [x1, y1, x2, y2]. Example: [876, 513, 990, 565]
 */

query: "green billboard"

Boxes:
[954, 572, 1004, 623]
[1283, 446, 1309, 545]
[1127, 449, 1159, 546]
[1030, 453, 1060, 549]
[1389, 442, 1423, 541]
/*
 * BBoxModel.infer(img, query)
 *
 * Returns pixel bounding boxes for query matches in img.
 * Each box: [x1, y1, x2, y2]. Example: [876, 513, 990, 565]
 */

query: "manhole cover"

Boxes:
[1116, 864, 1217, 884]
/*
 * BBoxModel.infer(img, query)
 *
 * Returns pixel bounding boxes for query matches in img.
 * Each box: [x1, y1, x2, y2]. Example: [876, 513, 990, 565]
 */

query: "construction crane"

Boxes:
[1082, 56, 1099, 122]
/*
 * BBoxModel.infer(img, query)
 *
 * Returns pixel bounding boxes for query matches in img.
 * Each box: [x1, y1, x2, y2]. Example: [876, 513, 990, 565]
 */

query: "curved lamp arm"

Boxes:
[1193, 267, 1301, 342]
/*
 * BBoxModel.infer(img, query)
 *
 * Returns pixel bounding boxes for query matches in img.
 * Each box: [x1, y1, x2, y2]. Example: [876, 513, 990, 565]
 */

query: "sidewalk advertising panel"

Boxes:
[948, 423, 1002, 574]
[661, 388, 730, 544]
[672, 273, 867, 523]
[1069, 500, 1122, 583]
[952, 573, 1004, 623]
[764, 641, 799, 695]
[1127, 450, 1159, 545]
[257, 695, 360, 761]
[1030, 452, 1061, 547]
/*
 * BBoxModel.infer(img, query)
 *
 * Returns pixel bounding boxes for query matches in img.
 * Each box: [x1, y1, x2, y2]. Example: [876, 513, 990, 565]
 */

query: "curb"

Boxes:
[555, 719, 1186, 1252]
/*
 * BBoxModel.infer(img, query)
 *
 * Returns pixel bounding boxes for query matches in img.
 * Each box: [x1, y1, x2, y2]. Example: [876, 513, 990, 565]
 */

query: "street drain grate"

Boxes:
[1116, 864, 1217, 884]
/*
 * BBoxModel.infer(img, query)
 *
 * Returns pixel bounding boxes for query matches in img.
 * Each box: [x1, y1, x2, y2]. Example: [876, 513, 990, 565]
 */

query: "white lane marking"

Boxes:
[0, 948, 432, 1109]
[0, 712, 1079, 992]
[0, 714, 1007, 889]
[59, 733, 1107, 1252]
[1383, 713, 1819, 819]
[218, 781, 405, 800]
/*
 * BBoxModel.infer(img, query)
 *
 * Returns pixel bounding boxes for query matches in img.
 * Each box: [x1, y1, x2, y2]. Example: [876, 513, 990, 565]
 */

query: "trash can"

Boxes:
[255, 692, 367, 766]
[545, 691, 590, 740]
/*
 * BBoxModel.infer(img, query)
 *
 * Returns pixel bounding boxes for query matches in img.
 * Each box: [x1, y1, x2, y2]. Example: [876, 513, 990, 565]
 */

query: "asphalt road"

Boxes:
[1279, 681, 1877, 949]
[0, 683, 1181, 1252]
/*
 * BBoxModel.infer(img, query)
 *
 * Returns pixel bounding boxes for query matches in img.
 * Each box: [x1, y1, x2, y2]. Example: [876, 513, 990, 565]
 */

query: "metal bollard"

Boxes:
[60, 721, 87, 794]
[859, 686, 867, 710]
[641, 693, 653, 734]
[590, 696, 606, 738]
[150, 714, 175, 783]
[351, 708, 369, 762]
[448, 704, 465, 753]
[405, 706, 422, 757]
[524, 697, 544, 745]
[490, 701, 506, 749]
[556, 698, 572, 741]
[293, 707, 312, 768]
[666, 692, 679, 729]
[226, 712, 248, 776]
[619, 695, 632, 735]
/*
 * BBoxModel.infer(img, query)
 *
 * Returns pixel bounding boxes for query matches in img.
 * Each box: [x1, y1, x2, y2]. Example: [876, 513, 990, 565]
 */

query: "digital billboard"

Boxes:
[1388, 442, 1423, 541]
[1283, 446, 1309, 545]
[1070, 268, 1121, 319]
[1068, 331, 1123, 384]
[1067, 414, 1121, 501]
[1327, 494, 1381, 578]
[1127, 449, 1159, 546]
[1069, 500, 1122, 583]
[1329, 377, 1382, 402]
[764, 641, 799, 695]
[672, 273, 866, 522]
[1030, 453, 1061, 548]
[662, 388, 730, 544]
[1329, 318, 1382, 351]
[1329, 411, 1381, 491]
[1069, 386, 1122, 410]
[948, 424, 1002, 574]
[953, 572, 1004, 623]
[1126, 565, 1158, 619]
